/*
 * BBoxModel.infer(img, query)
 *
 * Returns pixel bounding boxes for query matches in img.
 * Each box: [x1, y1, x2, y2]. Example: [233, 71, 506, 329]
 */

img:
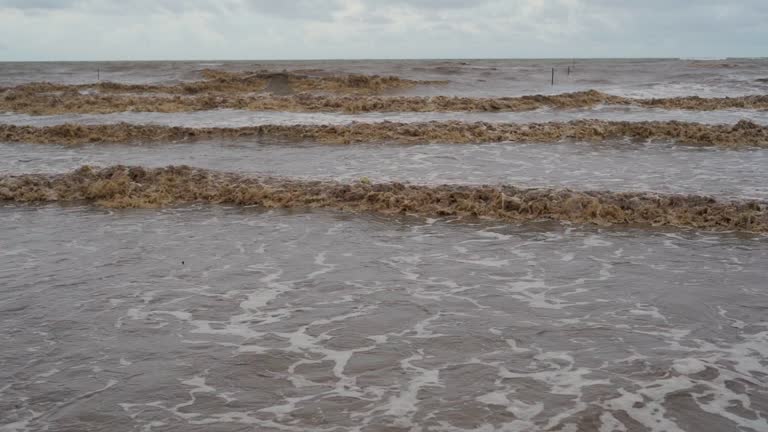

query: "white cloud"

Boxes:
[0, 0, 765, 60]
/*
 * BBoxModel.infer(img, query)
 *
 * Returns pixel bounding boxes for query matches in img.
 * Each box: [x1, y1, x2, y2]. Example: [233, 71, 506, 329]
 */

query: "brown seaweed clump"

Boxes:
[2, 89, 768, 116]
[199, 70, 447, 94]
[1, 75, 269, 96]
[0, 90, 619, 116]
[1, 165, 766, 232]
[0, 70, 446, 98]
[1, 120, 767, 148]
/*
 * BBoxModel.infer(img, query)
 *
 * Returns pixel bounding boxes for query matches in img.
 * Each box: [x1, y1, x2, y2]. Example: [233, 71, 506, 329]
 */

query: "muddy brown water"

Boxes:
[2, 139, 768, 201]
[4, 107, 768, 128]
[2, 58, 768, 98]
[0, 205, 767, 431]
[1, 60, 767, 432]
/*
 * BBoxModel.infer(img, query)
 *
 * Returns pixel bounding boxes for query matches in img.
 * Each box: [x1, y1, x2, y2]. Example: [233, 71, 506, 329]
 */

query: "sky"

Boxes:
[0, 0, 766, 61]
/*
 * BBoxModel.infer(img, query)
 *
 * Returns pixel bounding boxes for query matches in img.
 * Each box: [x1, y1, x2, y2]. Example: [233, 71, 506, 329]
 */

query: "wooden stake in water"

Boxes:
[551, 68, 555, 86]
[97, 68, 100, 81]
[567, 66, 571, 76]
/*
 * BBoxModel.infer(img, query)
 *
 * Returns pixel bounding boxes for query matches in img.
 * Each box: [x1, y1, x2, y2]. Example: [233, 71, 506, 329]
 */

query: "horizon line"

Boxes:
[2, 56, 766, 63]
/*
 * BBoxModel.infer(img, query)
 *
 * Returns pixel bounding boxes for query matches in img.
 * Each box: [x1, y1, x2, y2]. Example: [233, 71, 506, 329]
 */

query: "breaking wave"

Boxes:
[2, 120, 766, 148]
[0, 69, 446, 98]
[1, 165, 766, 232]
[3, 89, 768, 116]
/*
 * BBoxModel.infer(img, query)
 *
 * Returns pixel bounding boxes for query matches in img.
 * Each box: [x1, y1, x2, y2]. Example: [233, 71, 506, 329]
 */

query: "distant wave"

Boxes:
[679, 57, 728, 61]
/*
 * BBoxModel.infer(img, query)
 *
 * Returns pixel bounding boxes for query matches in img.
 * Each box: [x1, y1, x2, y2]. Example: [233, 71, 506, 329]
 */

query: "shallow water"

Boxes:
[3, 140, 768, 200]
[1, 205, 766, 432]
[2, 58, 768, 98]
[2, 58, 768, 432]
[3, 106, 768, 127]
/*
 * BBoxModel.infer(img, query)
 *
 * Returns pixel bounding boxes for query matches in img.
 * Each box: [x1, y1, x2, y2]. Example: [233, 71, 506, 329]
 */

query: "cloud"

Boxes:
[0, 0, 765, 60]
[363, 0, 492, 10]
[0, 0, 76, 8]
[0, 0, 346, 18]
[0, 0, 485, 11]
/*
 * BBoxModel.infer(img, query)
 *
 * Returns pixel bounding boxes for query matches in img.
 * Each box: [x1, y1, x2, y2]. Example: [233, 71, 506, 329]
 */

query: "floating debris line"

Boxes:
[1, 165, 766, 232]
[1, 120, 766, 147]
[1, 70, 447, 96]
[2, 89, 768, 115]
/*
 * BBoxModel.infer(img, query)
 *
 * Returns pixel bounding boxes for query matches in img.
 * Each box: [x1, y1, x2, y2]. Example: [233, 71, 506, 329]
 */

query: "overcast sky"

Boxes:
[0, 0, 765, 61]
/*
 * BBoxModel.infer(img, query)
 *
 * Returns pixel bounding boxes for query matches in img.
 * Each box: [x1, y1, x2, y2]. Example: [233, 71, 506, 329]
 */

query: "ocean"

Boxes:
[1, 59, 767, 432]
